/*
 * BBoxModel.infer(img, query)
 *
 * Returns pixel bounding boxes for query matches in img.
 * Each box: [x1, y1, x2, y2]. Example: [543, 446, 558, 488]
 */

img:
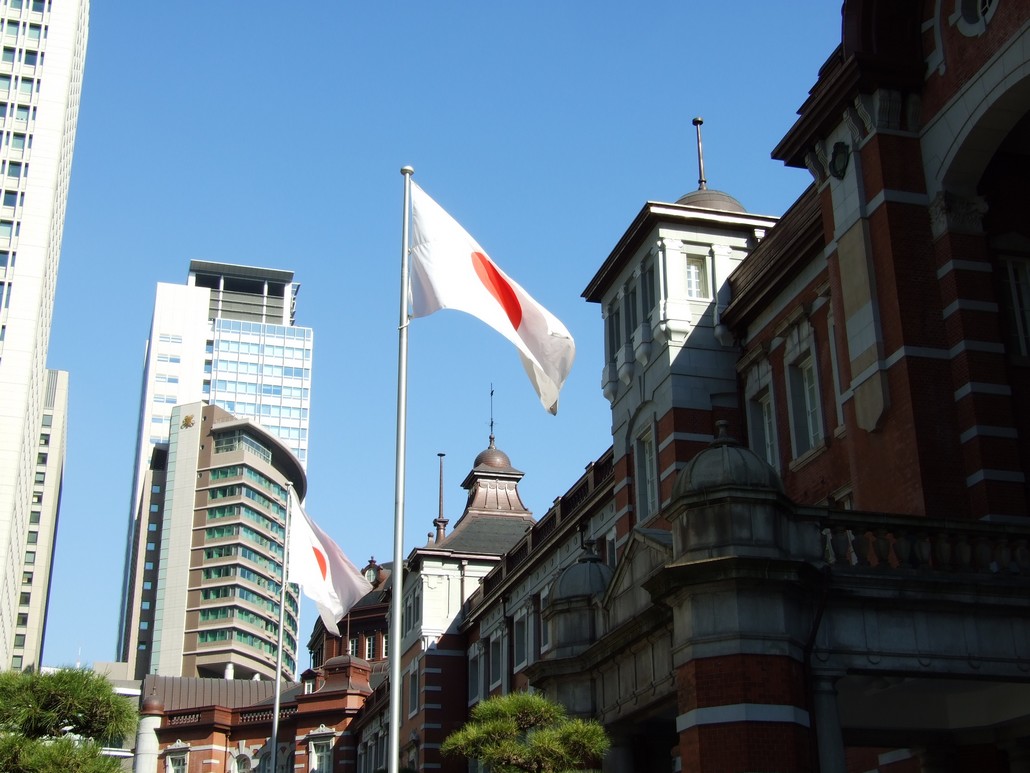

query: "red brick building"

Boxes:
[136, 3, 1030, 772]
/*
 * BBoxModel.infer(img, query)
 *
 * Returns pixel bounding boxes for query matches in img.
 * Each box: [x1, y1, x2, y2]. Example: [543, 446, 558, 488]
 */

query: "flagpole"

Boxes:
[389, 166, 414, 773]
[271, 481, 293, 773]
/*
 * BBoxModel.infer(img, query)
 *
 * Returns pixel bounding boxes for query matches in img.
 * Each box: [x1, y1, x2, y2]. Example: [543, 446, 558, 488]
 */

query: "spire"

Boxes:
[692, 116, 707, 191]
[434, 452, 448, 543]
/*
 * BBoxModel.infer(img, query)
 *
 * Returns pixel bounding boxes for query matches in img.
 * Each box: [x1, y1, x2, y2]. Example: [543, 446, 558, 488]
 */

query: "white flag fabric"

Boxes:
[287, 489, 372, 637]
[409, 182, 575, 414]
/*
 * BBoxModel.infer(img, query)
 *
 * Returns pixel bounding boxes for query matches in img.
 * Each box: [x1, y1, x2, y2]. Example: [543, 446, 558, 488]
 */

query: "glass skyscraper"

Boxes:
[116, 261, 313, 677]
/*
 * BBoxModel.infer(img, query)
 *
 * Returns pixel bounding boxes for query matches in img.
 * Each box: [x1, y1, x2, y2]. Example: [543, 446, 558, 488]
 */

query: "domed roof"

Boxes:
[672, 421, 784, 498]
[551, 541, 613, 601]
[141, 692, 164, 715]
[473, 435, 512, 469]
[675, 188, 746, 212]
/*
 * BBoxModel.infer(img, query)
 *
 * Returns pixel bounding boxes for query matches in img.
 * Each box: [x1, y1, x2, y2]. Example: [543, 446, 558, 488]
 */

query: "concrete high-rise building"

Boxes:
[117, 261, 313, 671]
[0, 0, 88, 671]
[121, 402, 305, 681]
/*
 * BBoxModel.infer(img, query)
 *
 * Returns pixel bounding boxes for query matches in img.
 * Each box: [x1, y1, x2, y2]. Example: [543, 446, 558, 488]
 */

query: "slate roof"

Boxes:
[141, 674, 301, 712]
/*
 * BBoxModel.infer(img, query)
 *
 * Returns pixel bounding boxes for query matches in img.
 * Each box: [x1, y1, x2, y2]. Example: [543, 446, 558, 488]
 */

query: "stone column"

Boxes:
[1002, 738, 1030, 773]
[810, 674, 846, 773]
[915, 743, 958, 773]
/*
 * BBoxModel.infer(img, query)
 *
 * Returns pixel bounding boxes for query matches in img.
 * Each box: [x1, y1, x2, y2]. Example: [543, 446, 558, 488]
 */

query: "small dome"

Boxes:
[672, 421, 784, 498]
[552, 541, 613, 600]
[675, 188, 746, 212]
[141, 693, 164, 716]
[473, 435, 512, 469]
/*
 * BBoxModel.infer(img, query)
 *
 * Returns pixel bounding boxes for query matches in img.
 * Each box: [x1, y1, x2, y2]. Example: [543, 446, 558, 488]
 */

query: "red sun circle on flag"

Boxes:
[312, 546, 328, 581]
[471, 251, 522, 331]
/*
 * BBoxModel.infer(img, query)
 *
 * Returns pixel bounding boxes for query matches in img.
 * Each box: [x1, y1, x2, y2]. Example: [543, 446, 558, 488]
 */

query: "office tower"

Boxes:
[122, 402, 304, 680]
[117, 261, 313, 672]
[11, 368, 67, 671]
[0, 0, 88, 671]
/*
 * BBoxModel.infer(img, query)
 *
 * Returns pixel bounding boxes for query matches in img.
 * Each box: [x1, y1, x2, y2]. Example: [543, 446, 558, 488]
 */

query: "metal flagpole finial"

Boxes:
[692, 117, 707, 191]
[401, 165, 414, 176]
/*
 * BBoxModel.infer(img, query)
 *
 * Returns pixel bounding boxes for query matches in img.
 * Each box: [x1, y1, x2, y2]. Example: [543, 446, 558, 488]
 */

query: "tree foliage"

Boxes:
[0, 668, 137, 773]
[441, 692, 609, 773]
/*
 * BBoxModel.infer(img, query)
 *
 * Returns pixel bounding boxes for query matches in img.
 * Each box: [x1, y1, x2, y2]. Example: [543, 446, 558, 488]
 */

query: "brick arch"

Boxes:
[925, 26, 1030, 198]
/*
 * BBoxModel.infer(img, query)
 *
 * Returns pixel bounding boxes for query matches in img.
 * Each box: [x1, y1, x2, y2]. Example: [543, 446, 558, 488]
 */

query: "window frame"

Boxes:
[635, 429, 658, 520]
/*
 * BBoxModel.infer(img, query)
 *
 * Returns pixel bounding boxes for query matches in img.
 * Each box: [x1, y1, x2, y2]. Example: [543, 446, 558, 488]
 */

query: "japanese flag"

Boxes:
[409, 182, 575, 414]
[287, 489, 372, 637]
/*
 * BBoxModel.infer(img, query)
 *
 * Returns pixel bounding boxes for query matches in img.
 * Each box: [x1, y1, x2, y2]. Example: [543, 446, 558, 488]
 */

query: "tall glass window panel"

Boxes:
[635, 432, 658, 520]
[789, 356, 822, 457]
[685, 256, 710, 299]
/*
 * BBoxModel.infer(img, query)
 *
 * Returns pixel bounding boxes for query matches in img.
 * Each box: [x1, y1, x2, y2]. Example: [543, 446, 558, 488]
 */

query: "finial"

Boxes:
[692, 117, 707, 191]
[400, 165, 414, 176]
[435, 453, 448, 543]
[489, 383, 495, 440]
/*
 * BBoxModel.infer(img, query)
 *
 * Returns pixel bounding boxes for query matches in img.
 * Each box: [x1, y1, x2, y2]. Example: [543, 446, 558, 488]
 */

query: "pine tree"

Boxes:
[0, 668, 137, 773]
[441, 692, 609, 773]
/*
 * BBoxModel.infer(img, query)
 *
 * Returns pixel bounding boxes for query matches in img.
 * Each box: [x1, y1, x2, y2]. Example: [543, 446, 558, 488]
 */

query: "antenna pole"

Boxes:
[693, 117, 707, 190]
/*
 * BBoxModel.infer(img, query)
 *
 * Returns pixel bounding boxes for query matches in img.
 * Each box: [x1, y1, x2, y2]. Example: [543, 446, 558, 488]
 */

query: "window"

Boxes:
[6, 161, 20, 178]
[18, 592, 29, 605]
[310, 740, 331, 773]
[21, 571, 31, 584]
[36, 452, 45, 465]
[489, 636, 502, 688]
[21, 50, 35, 66]
[513, 612, 528, 669]
[624, 285, 638, 341]
[13, 633, 24, 647]
[28, 510, 38, 524]
[606, 301, 621, 359]
[365, 634, 375, 660]
[38, 433, 48, 446]
[635, 431, 658, 520]
[1004, 257, 1030, 356]
[788, 355, 822, 457]
[349, 637, 358, 657]
[24, 550, 33, 564]
[152, 484, 161, 493]
[167, 753, 187, 773]
[603, 527, 617, 571]
[642, 260, 656, 320]
[26, 531, 36, 544]
[538, 588, 551, 653]
[685, 256, 709, 299]
[143, 581, 152, 590]
[748, 389, 778, 468]
[11, 655, 22, 670]
[468, 647, 481, 703]
[16, 613, 27, 626]
[407, 666, 419, 716]
[1, 48, 13, 64]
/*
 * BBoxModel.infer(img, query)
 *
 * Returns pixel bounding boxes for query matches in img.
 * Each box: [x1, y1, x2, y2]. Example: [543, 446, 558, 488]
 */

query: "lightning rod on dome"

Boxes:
[693, 116, 707, 191]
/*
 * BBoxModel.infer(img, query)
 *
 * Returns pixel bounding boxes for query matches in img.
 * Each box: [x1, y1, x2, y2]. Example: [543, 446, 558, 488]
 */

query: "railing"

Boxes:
[238, 706, 297, 724]
[817, 512, 1030, 574]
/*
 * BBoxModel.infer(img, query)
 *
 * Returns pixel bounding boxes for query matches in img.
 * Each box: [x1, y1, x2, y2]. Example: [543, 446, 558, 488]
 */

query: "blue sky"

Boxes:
[43, 3, 843, 669]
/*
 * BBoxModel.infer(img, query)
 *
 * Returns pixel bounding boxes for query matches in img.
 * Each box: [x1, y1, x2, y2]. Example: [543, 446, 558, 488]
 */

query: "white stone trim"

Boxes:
[942, 299, 999, 318]
[966, 469, 1026, 487]
[936, 259, 994, 279]
[959, 425, 1019, 443]
[676, 703, 811, 732]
